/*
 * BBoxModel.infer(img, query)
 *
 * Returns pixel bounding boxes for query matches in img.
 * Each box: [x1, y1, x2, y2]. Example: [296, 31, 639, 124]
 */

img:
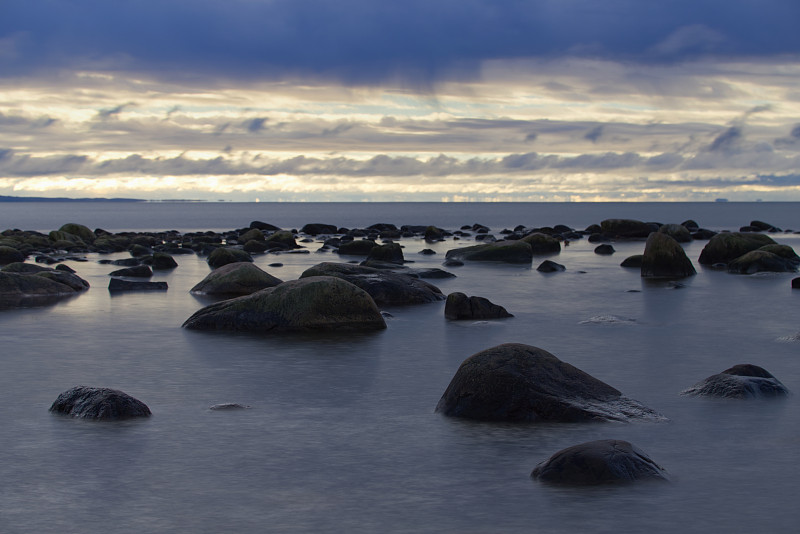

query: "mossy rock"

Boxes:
[48, 231, 87, 246]
[151, 252, 178, 270]
[264, 230, 299, 249]
[658, 224, 692, 243]
[698, 232, 776, 265]
[93, 235, 132, 253]
[366, 243, 404, 264]
[727, 250, 799, 274]
[237, 228, 265, 243]
[207, 247, 254, 269]
[190, 262, 283, 295]
[0, 245, 24, 265]
[520, 232, 561, 254]
[640, 232, 696, 279]
[58, 223, 96, 244]
[183, 276, 386, 332]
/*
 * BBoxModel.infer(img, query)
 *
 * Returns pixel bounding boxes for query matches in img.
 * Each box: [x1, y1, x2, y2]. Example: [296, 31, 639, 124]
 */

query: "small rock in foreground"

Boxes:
[681, 364, 789, 398]
[49, 386, 151, 420]
[444, 292, 513, 320]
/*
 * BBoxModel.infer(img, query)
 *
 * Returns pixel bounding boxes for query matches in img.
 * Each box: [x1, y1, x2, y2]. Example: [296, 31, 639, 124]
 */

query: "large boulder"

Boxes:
[445, 240, 533, 264]
[183, 276, 387, 332]
[658, 223, 692, 243]
[0, 264, 89, 307]
[0, 245, 25, 265]
[444, 292, 513, 320]
[207, 247, 253, 269]
[727, 245, 800, 274]
[366, 243, 404, 264]
[58, 223, 96, 244]
[301, 223, 338, 236]
[337, 239, 378, 256]
[531, 440, 669, 485]
[190, 262, 283, 295]
[681, 364, 789, 398]
[300, 262, 444, 306]
[640, 232, 696, 279]
[49, 386, 151, 420]
[698, 232, 776, 265]
[264, 230, 300, 250]
[150, 252, 179, 270]
[520, 232, 561, 254]
[435, 343, 665, 422]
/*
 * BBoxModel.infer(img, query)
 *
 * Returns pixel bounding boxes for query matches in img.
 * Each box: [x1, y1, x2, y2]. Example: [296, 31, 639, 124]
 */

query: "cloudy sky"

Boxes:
[1, 0, 799, 201]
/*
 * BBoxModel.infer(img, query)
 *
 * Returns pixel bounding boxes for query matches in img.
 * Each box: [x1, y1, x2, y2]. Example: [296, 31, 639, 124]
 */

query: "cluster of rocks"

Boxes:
[0, 262, 89, 307]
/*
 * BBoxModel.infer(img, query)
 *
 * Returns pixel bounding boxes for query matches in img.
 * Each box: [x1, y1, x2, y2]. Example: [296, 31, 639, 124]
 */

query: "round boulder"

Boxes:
[640, 232, 696, 279]
[435, 343, 665, 423]
[531, 440, 668, 485]
[698, 232, 776, 265]
[49, 386, 151, 420]
[190, 262, 283, 296]
[681, 364, 789, 398]
[207, 247, 253, 269]
[183, 276, 387, 332]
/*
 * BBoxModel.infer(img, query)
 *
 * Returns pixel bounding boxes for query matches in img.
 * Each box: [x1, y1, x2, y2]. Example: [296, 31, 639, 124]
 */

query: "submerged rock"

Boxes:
[531, 439, 669, 485]
[190, 262, 283, 296]
[445, 240, 533, 264]
[108, 278, 168, 291]
[300, 262, 444, 306]
[49, 386, 151, 420]
[435, 343, 665, 423]
[444, 292, 513, 320]
[537, 260, 565, 272]
[640, 232, 696, 279]
[620, 255, 643, 268]
[681, 364, 789, 398]
[594, 244, 615, 255]
[110, 265, 153, 278]
[183, 276, 386, 332]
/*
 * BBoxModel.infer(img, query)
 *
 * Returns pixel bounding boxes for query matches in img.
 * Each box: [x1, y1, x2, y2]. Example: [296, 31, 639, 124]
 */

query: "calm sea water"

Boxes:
[1, 202, 799, 533]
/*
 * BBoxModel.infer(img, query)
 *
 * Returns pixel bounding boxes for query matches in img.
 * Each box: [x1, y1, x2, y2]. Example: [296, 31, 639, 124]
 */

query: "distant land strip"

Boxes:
[0, 196, 146, 202]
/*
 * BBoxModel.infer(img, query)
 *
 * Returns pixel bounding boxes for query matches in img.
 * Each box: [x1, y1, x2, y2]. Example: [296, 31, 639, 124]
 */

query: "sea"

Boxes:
[1, 201, 799, 533]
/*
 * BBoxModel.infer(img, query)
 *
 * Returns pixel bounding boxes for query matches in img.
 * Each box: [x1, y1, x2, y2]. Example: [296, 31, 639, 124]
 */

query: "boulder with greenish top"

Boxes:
[698, 232, 776, 265]
[727, 249, 800, 274]
[640, 232, 696, 279]
[264, 230, 300, 250]
[337, 239, 377, 256]
[0, 263, 89, 307]
[520, 232, 561, 254]
[435, 343, 666, 423]
[207, 247, 253, 269]
[658, 223, 692, 243]
[58, 223, 96, 244]
[190, 262, 283, 295]
[183, 276, 386, 332]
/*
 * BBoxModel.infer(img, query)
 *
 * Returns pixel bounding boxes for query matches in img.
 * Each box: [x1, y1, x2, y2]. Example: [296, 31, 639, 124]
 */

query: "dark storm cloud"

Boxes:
[2, 0, 798, 85]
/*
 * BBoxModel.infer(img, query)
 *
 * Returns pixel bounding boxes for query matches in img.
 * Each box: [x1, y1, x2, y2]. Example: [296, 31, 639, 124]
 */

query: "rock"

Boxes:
[692, 228, 717, 240]
[600, 219, 653, 239]
[190, 262, 283, 295]
[537, 260, 565, 273]
[658, 223, 692, 243]
[49, 386, 151, 420]
[444, 292, 513, 320]
[435, 343, 666, 422]
[301, 223, 338, 236]
[793, 277, 800, 289]
[150, 252, 178, 270]
[698, 232, 776, 265]
[0, 265, 90, 307]
[640, 232, 696, 279]
[443, 259, 464, 267]
[594, 244, 615, 255]
[424, 226, 447, 242]
[681, 364, 789, 398]
[419, 249, 436, 255]
[183, 276, 386, 332]
[264, 230, 300, 250]
[445, 240, 533, 264]
[110, 265, 153, 277]
[750, 220, 781, 232]
[727, 249, 800, 274]
[243, 240, 269, 253]
[366, 243, 404, 264]
[128, 244, 152, 257]
[209, 403, 251, 410]
[207, 247, 253, 269]
[337, 239, 378, 256]
[531, 440, 668, 485]
[620, 255, 643, 268]
[520, 232, 561, 254]
[108, 278, 168, 291]
[58, 223, 96, 244]
[237, 228, 264, 243]
[250, 221, 281, 232]
[300, 262, 444, 305]
[681, 220, 700, 232]
[0, 245, 25, 265]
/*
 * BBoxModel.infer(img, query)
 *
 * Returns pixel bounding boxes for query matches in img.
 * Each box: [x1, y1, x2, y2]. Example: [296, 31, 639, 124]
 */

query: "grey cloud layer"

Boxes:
[3, 0, 799, 84]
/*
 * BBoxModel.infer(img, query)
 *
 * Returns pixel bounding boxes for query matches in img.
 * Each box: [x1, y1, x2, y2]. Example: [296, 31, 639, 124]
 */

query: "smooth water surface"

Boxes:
[1, 203, 799, 533]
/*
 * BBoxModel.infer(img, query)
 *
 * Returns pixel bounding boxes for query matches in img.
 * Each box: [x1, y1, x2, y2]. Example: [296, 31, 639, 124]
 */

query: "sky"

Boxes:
[1, 0, 799, 202]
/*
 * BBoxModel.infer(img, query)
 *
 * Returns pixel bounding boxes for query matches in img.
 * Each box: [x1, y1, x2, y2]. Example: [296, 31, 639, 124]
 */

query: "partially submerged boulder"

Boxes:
[727, 246, 800, 274]
[681, 364, 789, 398]
[698, 232, 776, 265]
[435, 343, 665, 422]
[183, 276, 387, 332]
[207, 247, 254, 269]
[531, 440, 668, 485]
[537, 260, 565, 273]
[300, 262, 444, 306]
[444, 292, 513, 320]
[49, 386, 151, 420]
[0, 263, 89, 307]
[445, 240, 533, 264]
[190, 262, 283, 296]
[640, 232, 696, 279]
[520, 232, 561, 254]
[600, 219, 653, 239]
[108, 278, 168, 291]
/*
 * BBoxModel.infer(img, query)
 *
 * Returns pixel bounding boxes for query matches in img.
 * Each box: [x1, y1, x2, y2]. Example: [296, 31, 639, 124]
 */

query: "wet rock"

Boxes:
[435, 343, 666, 422]
[681, 364, 789, 398]
[444, 292, 513, 320]
[620, 255, 643, 268]
[698, 232, 776, 265]
[337, 239, 378, 256]
[531, 440, 668, 485]
[300, 262, 444, 305]
[49, 386, 151, 420]
[692, 228, 717, 240]
[0, 264, 90, 306]
[424, 226, 448, 242]
[237, 228, 264, 243]
[58, 223, 96, 244]
[681, 220, 700, 232]
[600, 219, 653, 239]
[793, 277, 800, 289]
[750, 220, 781, 232]
[537, 260, 565, 273]
[658, 223, 692, 243]
[150, 252, 178, 270]
[443, 259, 464, 267]
[727, 248, 800, 274]
[183, 276, 386, 332]
[366, 242, 404, 264]
[0, 245, 24, 265]
[445, 240, 533, 264]
[640, 232, 696, 279]
[243, 240, 269, 253]
[209, 403, 251, 411]
[594, 244, 615, 255]
[108, 278, 168, 291]
[190, 262, 283, 295]
[264, 230, 300, 250]
[301, 223, 338, 236]
[520, 232, 561, 254]
[207, 247, 254, 269]
[250, 221, 281, 232]
[110, 265, 153, 278]
[420, 249, 436, 255]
